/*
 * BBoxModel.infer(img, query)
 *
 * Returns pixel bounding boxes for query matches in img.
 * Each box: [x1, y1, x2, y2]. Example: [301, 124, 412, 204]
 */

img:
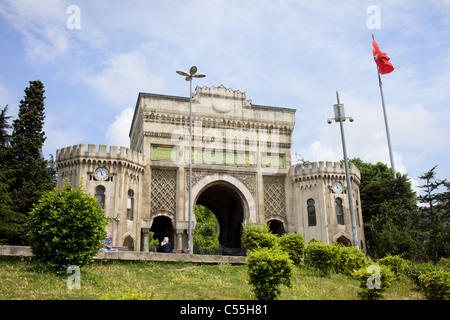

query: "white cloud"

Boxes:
[106, 107, 134, 148]
[0, 0, 71, 63]
[79, 46, 167, 110]
[42, 112, 86, 158]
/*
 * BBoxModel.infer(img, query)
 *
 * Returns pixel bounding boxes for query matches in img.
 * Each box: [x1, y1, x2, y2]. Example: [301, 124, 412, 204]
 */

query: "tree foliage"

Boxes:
[193, 205, 219, 249]
[351, 158, 449, 261]
[0, 105, 19, 244]
[350, 158, 419, 259]
[0, 81, 56, 244]
[28, 183, 108, 271]
[418, 166, 450, 262]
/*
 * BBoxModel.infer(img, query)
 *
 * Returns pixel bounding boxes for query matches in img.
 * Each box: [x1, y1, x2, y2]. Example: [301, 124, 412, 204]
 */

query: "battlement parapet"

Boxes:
[289, 161, 361, 180]
[56, 143, 146, 167]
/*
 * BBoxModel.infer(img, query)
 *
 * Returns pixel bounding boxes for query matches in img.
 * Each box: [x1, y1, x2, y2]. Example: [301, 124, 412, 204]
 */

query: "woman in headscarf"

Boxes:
[156, 236, 175, 253]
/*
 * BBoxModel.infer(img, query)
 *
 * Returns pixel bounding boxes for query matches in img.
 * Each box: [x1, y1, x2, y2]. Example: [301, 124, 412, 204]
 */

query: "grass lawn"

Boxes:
[0, 257, 425, 300]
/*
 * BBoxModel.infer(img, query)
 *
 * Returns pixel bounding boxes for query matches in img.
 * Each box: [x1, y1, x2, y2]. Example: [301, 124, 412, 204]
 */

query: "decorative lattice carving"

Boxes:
[151, 169, 177, 214]
[263, 175, 286, 218]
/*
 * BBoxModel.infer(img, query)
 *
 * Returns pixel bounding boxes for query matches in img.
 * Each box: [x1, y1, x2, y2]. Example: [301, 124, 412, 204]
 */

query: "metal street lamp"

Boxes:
[327, 91, 359, 249]
[176, 66, 206, 254]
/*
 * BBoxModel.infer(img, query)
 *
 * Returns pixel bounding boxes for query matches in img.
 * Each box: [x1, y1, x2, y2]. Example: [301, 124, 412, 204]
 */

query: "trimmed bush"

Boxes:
[246, 247, 294, 300]
[418, 270, 450, 300]
[352, 264, 394, 300]
[377, 255, 407, 279]
[242, 222, 277, 252]
[333, 244, 368, 276]
[28, 184, 108, 271]
[277, 233, 305, 265]
[305, 241, 334, 276]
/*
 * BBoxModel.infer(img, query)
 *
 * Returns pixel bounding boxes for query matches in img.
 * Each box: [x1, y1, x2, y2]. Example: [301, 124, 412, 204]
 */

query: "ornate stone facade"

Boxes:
[56, 85, 365, 252]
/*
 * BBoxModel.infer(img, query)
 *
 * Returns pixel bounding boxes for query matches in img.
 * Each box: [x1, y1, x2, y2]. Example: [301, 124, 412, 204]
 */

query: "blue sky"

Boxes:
[1, 0, 450, 193]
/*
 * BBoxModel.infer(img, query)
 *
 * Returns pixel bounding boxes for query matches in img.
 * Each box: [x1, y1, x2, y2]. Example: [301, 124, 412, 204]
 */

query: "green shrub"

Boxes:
[438, 257, 450, 268]
[246, 247, 294, 300]
[28, 183, 108, 271]
[352, 264, 394, 300]
[332, 244, 368, 276]
[377, 255, 407, 279]
[277, 233, 305, 264]
[242, 222, 277, 252]
[405, 261, 442, 285]
[418, 270, 450, 300]
[304, 241, 334, 276]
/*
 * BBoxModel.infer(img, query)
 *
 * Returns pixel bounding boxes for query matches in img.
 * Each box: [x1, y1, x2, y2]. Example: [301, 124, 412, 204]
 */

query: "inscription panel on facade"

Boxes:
[151, 145, 178, 162]
[184, 148, 256, 167]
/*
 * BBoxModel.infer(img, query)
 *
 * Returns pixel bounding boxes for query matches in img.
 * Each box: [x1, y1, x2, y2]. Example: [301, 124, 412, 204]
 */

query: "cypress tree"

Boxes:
[6, 80, 54, 244]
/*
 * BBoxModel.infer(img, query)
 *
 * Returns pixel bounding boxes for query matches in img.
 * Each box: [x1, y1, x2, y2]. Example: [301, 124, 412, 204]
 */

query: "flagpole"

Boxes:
[373, 35, 396, 179]
[376, 65, 396, 179]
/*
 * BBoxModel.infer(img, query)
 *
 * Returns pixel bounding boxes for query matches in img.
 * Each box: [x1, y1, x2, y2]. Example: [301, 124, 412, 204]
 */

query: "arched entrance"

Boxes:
[196, 181, 244, 249]
[267, 219, 286, 236]
[334, 235, 351, 246]
[150, 215, 175, 244]
[123, 235, 135, 251]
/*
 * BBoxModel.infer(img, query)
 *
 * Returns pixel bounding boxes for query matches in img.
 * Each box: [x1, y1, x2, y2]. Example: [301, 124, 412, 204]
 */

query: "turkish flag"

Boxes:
[373, 39, 394, 75]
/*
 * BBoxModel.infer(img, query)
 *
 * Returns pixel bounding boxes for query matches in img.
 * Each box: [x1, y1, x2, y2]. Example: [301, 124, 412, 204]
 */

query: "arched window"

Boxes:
[336, 198, 344, 225]
[127, 189, 134, 220]
[95, 186, 105, 208]
[307, 199, 316, 226]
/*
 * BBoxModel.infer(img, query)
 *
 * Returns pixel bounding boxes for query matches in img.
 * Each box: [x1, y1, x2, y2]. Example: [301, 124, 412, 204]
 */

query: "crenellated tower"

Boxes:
[56, 143, 146, 251]
[289, 161, 365, 249]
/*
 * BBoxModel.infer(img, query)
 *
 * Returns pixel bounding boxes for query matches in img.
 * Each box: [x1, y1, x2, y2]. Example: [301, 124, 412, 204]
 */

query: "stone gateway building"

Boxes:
[56, 85, 365, 252]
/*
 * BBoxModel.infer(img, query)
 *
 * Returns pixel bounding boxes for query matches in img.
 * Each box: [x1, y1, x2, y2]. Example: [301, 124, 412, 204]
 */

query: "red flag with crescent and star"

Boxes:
[373, 39, 394, 75]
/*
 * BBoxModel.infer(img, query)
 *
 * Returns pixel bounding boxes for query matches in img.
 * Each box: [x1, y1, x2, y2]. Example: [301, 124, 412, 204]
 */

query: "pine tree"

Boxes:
[0, 105, 12, 165]
[0, 105, 22, 244]
[5, 80, 54, 244]
[418, 166, 450, 261]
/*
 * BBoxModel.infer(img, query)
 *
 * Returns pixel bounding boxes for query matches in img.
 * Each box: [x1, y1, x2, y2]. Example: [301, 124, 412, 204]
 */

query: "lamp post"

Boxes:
[327, 91, 359, 249]
[176, 66, 206, 254]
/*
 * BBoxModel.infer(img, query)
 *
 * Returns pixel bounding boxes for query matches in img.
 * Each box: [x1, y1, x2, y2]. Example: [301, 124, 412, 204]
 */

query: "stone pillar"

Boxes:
[141, 228, 149, 252]
[176, 231, 183, 250]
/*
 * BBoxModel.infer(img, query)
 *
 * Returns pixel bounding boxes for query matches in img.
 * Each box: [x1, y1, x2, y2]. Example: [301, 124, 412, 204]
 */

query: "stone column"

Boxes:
[176, 231, 183, 249]
[141, 228, 149, 252]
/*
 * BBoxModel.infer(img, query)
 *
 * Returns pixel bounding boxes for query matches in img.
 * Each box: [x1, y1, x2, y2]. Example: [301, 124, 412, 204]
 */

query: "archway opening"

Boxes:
[195, 182, 244, 250]
[123, 236, 135, 251]
[150, 216, 175, 245]
[267, 219, 286, 236]
[335, 235, 351, 246]
[193, 204, 219, 249]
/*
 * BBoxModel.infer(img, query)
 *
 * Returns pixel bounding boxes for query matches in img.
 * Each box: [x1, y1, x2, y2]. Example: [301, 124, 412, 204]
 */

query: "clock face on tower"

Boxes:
[332, 181, 343, 194]
[94, 167, 109, 181]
